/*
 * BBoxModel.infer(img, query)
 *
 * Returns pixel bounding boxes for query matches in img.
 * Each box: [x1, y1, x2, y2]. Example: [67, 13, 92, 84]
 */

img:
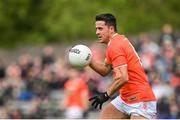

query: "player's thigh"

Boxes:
[99, 103, 129, 119]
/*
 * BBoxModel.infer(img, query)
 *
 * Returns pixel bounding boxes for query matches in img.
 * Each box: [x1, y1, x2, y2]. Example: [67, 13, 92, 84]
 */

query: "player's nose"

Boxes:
[96, 30, 100, 36]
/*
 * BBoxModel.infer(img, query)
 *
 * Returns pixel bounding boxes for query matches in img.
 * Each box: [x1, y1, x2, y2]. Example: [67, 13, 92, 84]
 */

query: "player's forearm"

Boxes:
[107, 77, 128, 97]
[89, 61, 109, 76]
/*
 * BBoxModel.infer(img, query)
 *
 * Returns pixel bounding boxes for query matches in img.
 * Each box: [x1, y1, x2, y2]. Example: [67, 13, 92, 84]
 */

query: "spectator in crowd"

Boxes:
[159, 24, 176, 45]
[63, 68, 89, 119]
[18, 54, 33, 79]
[5, 63, 25, 100]
[136, 33, 159, 71]
[41, 46, 55, 67]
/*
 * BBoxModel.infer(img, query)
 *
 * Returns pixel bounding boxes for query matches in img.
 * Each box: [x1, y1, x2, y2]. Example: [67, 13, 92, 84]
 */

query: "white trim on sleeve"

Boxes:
[117, 64, 128, 68]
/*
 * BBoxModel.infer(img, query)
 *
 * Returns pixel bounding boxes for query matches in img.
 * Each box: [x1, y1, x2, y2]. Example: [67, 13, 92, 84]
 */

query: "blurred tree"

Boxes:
[0, 0, 180, 48]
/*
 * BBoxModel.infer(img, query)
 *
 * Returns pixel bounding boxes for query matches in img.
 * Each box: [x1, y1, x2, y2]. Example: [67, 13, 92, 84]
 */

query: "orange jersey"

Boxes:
[106, 34, 156, 104]
[64, 79, 89, 109]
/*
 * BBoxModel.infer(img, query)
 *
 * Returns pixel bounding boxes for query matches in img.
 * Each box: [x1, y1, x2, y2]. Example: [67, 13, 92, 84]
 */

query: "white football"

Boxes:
[68, 44, 92, 67]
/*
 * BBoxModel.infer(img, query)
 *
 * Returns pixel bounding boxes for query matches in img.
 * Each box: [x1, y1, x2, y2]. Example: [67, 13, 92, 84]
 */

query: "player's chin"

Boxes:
[98, 38, 104, 43]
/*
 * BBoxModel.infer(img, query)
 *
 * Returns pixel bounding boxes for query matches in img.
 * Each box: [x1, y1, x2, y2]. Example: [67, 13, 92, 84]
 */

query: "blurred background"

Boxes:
[0, 0, 180, 119]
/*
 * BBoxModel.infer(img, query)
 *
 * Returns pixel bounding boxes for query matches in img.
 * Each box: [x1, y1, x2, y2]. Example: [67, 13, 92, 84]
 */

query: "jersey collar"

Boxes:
[108, 33, 118, 46]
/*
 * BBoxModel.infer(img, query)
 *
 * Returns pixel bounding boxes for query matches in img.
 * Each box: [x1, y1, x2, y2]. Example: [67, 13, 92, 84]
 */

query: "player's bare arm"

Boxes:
[106, 65, 128, 96]
[89, 64, 128, 110]
[89, 59, 111, 76]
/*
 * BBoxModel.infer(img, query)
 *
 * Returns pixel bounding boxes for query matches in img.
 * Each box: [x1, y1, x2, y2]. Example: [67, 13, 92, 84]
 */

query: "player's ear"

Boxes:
[109, 26, 115, 32]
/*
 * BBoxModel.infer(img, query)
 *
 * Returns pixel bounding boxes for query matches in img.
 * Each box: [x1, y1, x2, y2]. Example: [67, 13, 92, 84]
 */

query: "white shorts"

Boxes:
[65, 106, 83, 119]
[111, 96, 157, 119]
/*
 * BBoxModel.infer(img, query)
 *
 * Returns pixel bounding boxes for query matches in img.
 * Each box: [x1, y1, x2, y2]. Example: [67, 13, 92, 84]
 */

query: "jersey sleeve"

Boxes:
[108, 44, 127, 68]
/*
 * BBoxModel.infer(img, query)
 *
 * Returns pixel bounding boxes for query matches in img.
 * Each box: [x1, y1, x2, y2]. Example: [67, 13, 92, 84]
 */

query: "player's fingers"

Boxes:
[94, 102, 99, 109]
[91, 100, 97, 107]
[99, 103, 102, 110]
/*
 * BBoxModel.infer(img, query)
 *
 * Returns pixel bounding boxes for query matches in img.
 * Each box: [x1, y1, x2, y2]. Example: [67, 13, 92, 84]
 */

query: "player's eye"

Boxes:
[99, 28, 103, 30]
[98, 28, 103, 31]
[96, 27, 103, 31]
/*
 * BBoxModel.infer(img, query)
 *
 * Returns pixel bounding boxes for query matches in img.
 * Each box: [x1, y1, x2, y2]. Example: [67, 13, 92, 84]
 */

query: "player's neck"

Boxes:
[108, 33, 118, 46]
[112, 33, 118, 38]
[110, 33, 118, 40]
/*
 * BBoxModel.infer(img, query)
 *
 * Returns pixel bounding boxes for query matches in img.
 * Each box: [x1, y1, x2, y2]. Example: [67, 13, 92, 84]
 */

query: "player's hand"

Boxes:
[89, 92, 110, 110]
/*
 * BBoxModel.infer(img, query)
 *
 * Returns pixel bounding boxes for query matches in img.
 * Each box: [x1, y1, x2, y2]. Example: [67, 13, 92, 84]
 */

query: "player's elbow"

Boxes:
[99, 68, 110, 76]
[100, 72, 109, 77]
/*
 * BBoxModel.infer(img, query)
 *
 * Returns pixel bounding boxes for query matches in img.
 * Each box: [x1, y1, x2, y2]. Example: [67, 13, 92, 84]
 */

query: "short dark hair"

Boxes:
[96, 13, 117, 32]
